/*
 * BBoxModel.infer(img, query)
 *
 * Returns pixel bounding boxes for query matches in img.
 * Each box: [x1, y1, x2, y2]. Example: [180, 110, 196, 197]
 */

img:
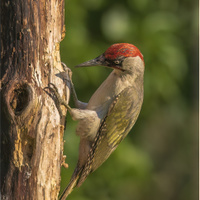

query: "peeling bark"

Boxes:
[0, 0, 68, 199]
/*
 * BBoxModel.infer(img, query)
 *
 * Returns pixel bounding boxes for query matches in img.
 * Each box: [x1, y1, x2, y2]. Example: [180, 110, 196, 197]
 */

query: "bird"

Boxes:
[50, 43, 145, 199]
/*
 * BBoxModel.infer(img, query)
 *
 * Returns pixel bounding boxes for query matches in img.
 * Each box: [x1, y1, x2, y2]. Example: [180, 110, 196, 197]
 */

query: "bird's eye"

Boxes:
[114, 60, 120, 65]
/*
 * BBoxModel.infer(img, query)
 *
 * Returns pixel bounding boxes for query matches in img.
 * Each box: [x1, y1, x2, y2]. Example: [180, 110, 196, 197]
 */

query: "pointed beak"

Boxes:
[75, 54, 106, 68]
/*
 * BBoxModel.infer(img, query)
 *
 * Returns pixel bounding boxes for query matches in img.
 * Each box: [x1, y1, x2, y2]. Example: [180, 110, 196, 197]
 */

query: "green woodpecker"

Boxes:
[52, 43, 145, 199]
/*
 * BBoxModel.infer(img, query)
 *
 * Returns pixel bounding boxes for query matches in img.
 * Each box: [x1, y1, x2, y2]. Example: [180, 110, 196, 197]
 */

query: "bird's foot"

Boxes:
[46, 83, 71, 116]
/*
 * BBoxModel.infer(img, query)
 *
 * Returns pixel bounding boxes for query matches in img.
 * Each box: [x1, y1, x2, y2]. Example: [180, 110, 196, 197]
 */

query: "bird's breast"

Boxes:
[87, 71, 131, 114]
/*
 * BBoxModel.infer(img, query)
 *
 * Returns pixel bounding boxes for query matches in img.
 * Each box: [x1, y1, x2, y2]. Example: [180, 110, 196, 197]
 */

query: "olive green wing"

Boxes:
[91, 86, 143, 170]
[76, 86, 143, 187]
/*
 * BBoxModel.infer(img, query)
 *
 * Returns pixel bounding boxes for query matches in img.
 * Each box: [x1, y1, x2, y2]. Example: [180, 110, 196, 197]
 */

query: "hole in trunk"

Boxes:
[10, 83, 32, 115]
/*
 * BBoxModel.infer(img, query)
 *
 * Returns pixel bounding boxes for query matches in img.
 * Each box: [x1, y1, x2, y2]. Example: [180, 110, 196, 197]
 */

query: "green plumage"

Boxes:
[76, 86, 143, 187]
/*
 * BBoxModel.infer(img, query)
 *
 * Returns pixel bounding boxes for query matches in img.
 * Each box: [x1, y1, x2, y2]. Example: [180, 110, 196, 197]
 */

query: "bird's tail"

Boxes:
[59, 168, 82, 200]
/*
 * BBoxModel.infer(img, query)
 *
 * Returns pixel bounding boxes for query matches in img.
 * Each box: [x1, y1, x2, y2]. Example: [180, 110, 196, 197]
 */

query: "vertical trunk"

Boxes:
[0, 0, 68, 199]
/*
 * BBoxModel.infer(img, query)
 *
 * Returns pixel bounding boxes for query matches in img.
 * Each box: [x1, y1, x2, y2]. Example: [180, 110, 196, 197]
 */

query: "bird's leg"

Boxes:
[48, 83, 99, 139]
[70, 79, 88, 109]
[61, 62, 88, 110]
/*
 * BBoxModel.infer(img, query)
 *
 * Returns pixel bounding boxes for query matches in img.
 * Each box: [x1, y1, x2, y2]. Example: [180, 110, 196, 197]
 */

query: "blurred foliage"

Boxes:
[60, 0, 198, 199]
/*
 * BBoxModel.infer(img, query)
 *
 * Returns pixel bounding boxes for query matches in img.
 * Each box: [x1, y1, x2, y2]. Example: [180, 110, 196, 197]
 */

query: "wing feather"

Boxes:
[76, 86, 143, 187]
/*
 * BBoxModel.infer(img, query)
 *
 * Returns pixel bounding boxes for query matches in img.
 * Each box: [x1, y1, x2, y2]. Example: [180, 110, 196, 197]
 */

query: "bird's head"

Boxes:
[75, 43, 144, 74]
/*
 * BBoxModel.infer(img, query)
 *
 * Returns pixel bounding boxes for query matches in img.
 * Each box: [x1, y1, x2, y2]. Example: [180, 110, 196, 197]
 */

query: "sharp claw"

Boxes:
[47, 82, 71, 111]
[48, 83, 58, 93]
[61, 62, 68, 72]
[46, 83, 61, 103]
[45, 83, 64, 117]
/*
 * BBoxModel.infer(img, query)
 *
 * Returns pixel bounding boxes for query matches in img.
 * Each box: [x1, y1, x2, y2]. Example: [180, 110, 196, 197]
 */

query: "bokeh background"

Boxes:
[60, 0, 198, 199]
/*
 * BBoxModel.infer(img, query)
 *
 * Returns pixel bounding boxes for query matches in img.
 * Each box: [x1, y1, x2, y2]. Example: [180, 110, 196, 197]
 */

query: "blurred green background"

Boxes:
[60, 0, 198, 199]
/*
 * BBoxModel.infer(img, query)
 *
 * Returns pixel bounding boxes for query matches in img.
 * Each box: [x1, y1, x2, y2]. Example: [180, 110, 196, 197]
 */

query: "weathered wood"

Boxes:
[0, 0, 68, 199]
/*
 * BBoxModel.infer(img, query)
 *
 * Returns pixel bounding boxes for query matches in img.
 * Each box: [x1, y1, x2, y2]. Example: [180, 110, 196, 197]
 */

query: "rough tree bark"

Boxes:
[0, 0, 69, 199]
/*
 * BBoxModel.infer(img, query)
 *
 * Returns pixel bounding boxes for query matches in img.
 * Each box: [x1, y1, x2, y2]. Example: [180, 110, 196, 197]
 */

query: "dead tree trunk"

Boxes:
[0, 0, 69, 199]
